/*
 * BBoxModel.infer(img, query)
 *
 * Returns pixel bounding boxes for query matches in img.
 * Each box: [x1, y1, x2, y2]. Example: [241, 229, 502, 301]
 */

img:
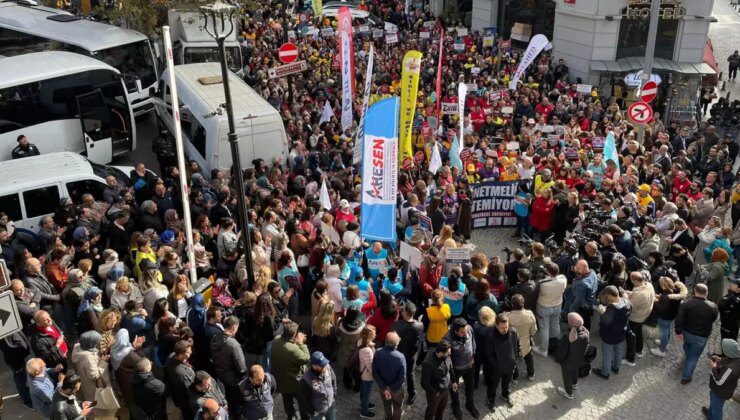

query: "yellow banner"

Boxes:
[312, 0, 323, 17]
[399, 50, 422, 168]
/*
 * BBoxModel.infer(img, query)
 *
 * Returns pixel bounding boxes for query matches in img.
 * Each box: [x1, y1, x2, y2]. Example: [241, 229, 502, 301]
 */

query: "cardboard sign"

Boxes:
[454, 43, 465, 51]
[548, 134, 560, 146]
[359, 25, 370, 33]
[483, 37, 494, 47]
[373, 29, 384, 39]
[420, 31, 430, 39]
[592, 137, 605, 151]
[305, 28, 319, 37]
[471, 67, 481, 75]
[445, 247, 471, 265]
[489, 90, 504, 102]
[441, 102, 459, 115]
[460, 148, 472, 162]
[457, 27, 468, 37]
[541, 125, 555, 133]
[385, 22, 398, 33]
[321, 222, 341, 245]
[321, 27, 335, 37]
[501, 106, 514, 114]
[386, 33, 399, 44]
[564, 147, 580, 160]
[423, 21, 435, 29]
[466, 83, 478, 92]
[400, 241, 423, 269]
[576, 84, 593, 94]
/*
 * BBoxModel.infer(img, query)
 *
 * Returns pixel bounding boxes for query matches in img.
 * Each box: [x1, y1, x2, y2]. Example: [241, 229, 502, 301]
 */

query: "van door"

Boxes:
[76, 90, 113, 164]
[20, 184, 61, 232]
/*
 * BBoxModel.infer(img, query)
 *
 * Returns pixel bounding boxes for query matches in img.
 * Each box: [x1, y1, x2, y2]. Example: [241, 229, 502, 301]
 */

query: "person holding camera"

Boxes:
[271, 321, 310, 420]
[702, 339, 740, 419]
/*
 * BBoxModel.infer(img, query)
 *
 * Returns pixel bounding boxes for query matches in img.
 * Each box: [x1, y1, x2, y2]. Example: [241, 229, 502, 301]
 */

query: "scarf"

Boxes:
[110, 329, 133, 370]
[38, 323, 67, 356]
[77, 287, 103, 317]
[567, 312, 589, 343]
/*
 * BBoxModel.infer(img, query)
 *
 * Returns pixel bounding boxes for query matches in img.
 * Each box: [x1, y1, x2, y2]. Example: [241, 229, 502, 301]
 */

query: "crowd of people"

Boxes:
[1, 1, 740, 419]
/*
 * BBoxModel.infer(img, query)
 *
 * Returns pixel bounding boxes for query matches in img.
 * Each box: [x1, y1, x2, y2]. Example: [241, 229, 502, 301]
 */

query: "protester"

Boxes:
[675, 284, 719, 384]
[555, 312, 590, 399]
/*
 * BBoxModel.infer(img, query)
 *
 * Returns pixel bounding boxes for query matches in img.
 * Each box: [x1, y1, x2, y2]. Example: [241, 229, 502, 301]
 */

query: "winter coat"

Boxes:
[50, 390, 83, 420]
[485, 327, 520, 374]
[114, 348, 145, 407]
[239, 372, 276, 420]
[336, 321, 365, 369]
[372, 345, 407, 391]
[69, 344, 106, 402]
[164, 356, 195, 411]
[555, 330, 589, 370]
[271, 335, 310, 394]
[507, 309, 538, 356]
[210, 331, 248, 386]
[132, 371, 168, 420]
[710, 356, 740, 400]
[420, 351, 452, 394]
[529, 196, 554, 232]
[653, 282, 688, 321]
[599, 299, 631, 345]
[424, 304, 451, 343]
[707, 261, 728, 304]
[627, 283, 655, 323]
[298, 367, 336, 416]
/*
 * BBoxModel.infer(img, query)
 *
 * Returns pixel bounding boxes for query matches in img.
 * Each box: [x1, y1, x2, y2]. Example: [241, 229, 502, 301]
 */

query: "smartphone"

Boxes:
[89, 401, 98, 408]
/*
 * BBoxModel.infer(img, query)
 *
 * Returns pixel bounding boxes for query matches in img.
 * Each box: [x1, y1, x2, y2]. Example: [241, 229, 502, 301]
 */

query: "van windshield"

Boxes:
[88, 159, 130, 185]
[183, 46, 243, 72]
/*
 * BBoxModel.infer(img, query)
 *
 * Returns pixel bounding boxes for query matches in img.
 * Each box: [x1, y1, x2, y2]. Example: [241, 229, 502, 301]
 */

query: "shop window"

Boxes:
[617, 7, 679, 60]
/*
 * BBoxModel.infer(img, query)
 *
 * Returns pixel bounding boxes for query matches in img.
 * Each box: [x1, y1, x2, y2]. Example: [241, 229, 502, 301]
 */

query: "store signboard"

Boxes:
[624, 0, 684, 20]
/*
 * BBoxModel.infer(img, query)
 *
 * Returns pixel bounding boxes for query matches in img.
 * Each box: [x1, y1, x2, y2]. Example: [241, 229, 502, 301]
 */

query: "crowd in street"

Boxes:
[1, 1, 740, 419]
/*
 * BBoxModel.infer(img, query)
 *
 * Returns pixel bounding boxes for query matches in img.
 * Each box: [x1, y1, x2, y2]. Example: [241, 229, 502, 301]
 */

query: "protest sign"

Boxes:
[483, 37, 494, 47]
[576, 84, 593, 94]
[373, 29, 383, 39]
[321, 222, 341, 245]
[471, 181, 518, 229]
[441, 102, 459, 115]
[445, 247, 471, 265]
[386, 33, 399, 44]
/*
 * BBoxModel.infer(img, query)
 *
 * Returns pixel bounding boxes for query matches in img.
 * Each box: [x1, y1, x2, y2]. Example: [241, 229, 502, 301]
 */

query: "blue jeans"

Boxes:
[310, 404, 336, 420]
[516, 215, 530, 235]
[360, 380, 373, 415]
[262, 339, 273, 373]
[657, 318, 673, 352]
[601, 342, 622, 377]
[709, 389, 725, 420]
[682, 331, 708, 381]
[536, 304, 561, 350]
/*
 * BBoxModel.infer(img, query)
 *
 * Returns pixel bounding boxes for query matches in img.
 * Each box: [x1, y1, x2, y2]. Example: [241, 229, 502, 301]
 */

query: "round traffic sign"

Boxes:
[628, 101, 653, 125]
[640, 80, 658, 103]
[278, 43, 298, 64]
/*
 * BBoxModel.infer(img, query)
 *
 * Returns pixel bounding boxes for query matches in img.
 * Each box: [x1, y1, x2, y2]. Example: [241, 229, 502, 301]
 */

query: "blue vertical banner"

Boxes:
[604, 131, 621, 177]
[361, 97, 400, 242]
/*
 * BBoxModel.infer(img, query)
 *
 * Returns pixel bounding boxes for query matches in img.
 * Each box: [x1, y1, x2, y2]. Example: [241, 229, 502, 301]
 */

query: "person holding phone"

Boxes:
[50, 372, 94, 420]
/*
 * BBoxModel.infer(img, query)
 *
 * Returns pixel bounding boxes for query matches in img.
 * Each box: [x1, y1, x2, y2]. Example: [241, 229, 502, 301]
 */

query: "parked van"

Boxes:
[155, 63, 288, 178]
[0, 152, 133, 231]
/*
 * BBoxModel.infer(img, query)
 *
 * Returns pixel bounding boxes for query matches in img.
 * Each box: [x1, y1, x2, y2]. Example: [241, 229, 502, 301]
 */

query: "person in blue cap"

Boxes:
[298, 351, 337, 420]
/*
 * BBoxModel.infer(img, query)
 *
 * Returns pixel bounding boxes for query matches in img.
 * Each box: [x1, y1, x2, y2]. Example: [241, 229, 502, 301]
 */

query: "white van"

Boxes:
[0, 152, 133, 231]
[155, 63, 288, 178]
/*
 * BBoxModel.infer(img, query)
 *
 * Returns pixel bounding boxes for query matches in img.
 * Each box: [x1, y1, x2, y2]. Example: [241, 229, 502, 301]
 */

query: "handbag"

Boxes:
[94, 376, 120, 411]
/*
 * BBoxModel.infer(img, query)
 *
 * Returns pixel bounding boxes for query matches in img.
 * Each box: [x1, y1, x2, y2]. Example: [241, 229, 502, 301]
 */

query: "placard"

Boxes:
[386, 33, 399, 44]
[321, 222, 341, 245]
[305, 28, 319, 37]
[501, 106, 514, 114]
[420, 31, 430, 39]
[489, 90, 504, 102]
[373, 29, 384, 39]
[423, 21, 435, 29]
[471, 181, 519, 229]
[445, 247, 471, 264]
[359, 25, 370, 33]
[483, 37, 494, 47]
[441, 102, 459, 115]
[385, 22, 398, 33]
[576, 84, 593, 94]
[321, 27, 335, 37]
[541, 125, 555, 133]
[466, 83, 478, 92]
[592, 137, 605, 151]
[457, 27, 468, 37]
[564, 147, 579, 160]
[454, 43, 465, 51]
[471, 67, 481, 75]
[400, 241, 423, 269]
[548, 134, 560, 146]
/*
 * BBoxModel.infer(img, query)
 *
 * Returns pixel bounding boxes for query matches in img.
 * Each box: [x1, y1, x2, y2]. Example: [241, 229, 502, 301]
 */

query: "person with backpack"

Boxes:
[555, 312, 590, 399]
[592, 285, 631, 379]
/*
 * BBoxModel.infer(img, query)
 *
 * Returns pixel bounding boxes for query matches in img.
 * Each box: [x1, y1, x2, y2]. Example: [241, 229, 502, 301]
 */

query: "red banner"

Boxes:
[435, 27, 444, 119]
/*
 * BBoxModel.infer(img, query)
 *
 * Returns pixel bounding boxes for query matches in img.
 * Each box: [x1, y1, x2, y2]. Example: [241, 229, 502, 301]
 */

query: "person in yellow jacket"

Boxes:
[425, 290, 451, 345]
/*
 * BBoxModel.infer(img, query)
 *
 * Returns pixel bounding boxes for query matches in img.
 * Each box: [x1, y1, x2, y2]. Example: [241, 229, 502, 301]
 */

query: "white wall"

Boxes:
[471, 0, 499, 32]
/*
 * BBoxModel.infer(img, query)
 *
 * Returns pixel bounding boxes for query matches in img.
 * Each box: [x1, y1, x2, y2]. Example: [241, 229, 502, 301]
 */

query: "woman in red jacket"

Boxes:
[367, 289, 398, 343]
[529, 188, 555, 241]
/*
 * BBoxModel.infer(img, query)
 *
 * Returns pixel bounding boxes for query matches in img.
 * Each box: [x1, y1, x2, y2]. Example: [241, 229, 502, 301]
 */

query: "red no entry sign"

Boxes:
[640, 80, 658, 103]
[628, 101, 653, 124]
[278, 43, 298, 64]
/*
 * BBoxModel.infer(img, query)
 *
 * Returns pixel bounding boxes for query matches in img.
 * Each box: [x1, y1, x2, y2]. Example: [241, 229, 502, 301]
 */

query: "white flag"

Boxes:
[319, 100, 334, 124]
[508, 34, 550, 90]
[428, 143, 442, 175]
[320, 180, 332, 210]
[457, 82, 468, 156]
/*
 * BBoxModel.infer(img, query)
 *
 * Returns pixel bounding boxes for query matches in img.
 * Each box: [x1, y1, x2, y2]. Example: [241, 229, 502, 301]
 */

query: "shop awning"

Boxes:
[591, 57, 716, 75]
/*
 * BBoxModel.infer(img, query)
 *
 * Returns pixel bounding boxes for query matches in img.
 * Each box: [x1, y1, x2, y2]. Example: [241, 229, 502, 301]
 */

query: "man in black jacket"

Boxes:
[421, 339, 452, 420]
[675, 283, 719, 384]
[485, 313, 520, 410]
[50, 372, 93, 420]
[719, 278, 740, 340]
[132, 358, 168, 419]
[189, 371, 228, 416]
[444, 318, 479, 419]
[165, 340, 196, 419]
[29, 310, 67, 369]
[211, 315, 248, 418]
[392, 302, 425, 405]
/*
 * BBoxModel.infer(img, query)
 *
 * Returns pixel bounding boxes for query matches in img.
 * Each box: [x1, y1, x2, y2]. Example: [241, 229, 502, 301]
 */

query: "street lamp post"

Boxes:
[201, 1, 256, 288]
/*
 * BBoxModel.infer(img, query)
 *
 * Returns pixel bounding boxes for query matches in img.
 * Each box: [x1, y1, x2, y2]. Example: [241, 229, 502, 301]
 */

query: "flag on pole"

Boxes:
[435, 28, 444, 119]
[399, 50, 423, 168]
[508, 34, 550, 91]
[361, 97, 400, 242]
[429, 142, 442, 175]
[319, 100, 334, 124]
[354, 45, 375, 164]
[320, 179, 332, 210]
[604, 131, 621, 178]
[457, 82, 468, 153]
[449, 135, 463, 172]
[338, 6, 354, 131]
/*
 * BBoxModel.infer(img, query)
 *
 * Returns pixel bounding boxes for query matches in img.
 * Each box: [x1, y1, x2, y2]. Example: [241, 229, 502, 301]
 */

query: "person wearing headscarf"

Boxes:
[111, 329, 146, 407]
[70, 331, 105, 402]
[707, 248, 730, 304]
[76, 287, 103, 333]
[703, 339, 740, 419]
[100, 251, 127, 298]
[164, 209, 183, 232]
[555, 312, 590, 399]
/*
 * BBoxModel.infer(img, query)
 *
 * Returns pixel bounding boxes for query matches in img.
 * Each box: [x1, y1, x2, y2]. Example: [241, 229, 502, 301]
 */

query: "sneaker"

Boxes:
[621, 359, 636, 367]
[636, 350, 645, 358]
[487, 399, 496, 410]
[528, 373, 535, 381]
[360, 411, 376, 419]
[654, 339, 661, 346]
[650, 348, 666, 357]
[591, 367, 609, 379]
[452, 408, 463, 420]
[532, 346, 548, 357]
[466, 405, 480, 419]
[368, 403, 376, 410]
[611, 367, 620, 374]
[680, 378, 692, 385]
[500, 396, 514, 408]
[573, 384, 579, 390]
[557, 387, 574, 399]
[701, 406, 710, 418]
[22, 402, 35, 411]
